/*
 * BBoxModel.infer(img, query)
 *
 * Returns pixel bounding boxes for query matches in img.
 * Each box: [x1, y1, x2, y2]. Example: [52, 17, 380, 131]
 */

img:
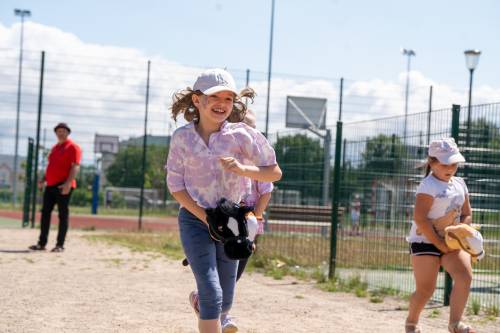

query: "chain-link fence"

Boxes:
[1, 48, 499, 309]
[259, 103, 500, 310]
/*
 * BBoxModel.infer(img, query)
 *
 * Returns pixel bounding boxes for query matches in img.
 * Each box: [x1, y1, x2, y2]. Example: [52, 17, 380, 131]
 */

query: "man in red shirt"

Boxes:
[29, 123, 81, 252]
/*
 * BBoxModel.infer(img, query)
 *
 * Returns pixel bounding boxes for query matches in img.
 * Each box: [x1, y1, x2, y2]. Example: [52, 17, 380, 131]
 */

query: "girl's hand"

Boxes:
[219, 157, 247, 176]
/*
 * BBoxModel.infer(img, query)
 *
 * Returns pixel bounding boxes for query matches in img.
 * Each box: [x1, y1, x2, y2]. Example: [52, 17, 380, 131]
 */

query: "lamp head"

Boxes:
[14, 9, 31, 17]
[401, 48, 416, 56]
[464, 49, 481, 71]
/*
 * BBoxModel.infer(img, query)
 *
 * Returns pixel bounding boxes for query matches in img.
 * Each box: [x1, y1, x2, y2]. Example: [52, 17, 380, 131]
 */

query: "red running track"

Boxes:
[0, 210, 179, 231]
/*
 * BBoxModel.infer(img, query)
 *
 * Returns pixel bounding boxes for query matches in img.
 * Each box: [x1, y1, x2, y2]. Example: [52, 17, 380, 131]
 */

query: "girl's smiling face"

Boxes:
[192, 90, 235, 126]
[430, 160, 459, 182]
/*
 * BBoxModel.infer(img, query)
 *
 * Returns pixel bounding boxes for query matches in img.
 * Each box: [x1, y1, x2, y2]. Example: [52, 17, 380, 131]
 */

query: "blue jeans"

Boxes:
[178, 208, 238, 320]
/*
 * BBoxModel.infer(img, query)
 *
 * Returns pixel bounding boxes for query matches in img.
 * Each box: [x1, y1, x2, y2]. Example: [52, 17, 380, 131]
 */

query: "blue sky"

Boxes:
[1, 0, 499, 161]
[1, 0, 499, 87]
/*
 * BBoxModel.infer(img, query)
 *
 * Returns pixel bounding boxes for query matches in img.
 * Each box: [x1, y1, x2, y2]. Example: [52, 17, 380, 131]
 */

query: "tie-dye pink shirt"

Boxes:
[242, 180, 273, 207]
[243, 180, 273, 235]
[166, 121, 277, 209]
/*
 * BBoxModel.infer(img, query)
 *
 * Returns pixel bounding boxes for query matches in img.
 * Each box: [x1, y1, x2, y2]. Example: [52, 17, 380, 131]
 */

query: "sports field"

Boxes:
[1, 224, 498, 333]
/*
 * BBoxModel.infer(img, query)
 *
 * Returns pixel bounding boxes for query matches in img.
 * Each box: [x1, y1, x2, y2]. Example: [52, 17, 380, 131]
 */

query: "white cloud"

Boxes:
[1, 21, 499, 164]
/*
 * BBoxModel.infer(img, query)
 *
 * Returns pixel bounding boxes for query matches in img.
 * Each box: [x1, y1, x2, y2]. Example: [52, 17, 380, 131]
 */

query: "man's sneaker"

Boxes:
[189, 291, 200, 318]
[28, 244, 46, 251]
[50, 246, 64, 253]
[221, 315, 238, 333]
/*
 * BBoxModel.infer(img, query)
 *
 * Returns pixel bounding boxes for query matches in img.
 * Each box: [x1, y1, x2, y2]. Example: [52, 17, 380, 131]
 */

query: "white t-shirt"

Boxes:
[407, 174, 469, 243]
[350, 201, 361, 222]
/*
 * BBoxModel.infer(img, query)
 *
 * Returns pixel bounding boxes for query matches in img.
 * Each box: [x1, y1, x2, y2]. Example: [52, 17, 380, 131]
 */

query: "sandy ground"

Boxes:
[1, 228, 498, 333]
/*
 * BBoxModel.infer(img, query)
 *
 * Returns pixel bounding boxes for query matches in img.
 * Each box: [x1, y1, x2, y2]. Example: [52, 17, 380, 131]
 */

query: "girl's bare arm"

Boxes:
[253, 192, 272, 218]
[219, 157, 282, 182]
[171, 190, 208, 225]
[460, 194, 472, 225]
[414, 193, 451, 253]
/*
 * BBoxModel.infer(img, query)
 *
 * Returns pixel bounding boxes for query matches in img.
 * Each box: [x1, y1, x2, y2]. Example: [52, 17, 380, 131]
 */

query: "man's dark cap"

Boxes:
[54, 122, 71, 133]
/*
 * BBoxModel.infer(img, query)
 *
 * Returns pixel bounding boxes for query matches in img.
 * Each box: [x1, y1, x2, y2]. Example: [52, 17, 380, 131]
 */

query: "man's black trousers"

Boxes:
[38, 184, 73, 247]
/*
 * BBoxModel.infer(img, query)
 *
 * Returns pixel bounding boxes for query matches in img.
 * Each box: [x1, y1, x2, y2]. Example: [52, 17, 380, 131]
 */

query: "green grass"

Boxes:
[368, 286, 399, 303]
[318, 275, 367, 294]
[0, 216, 23, 229]
[257, 224, 500, 271]
[485, 305, 499, 317]
[85, 230, 331, 285]
[257, 231, 412, 269]
[469, 298, 482, 315]
[316, 274, 403, 304]
[427, 308, 441, 318]
[84, 230, 184, 260]
[70, 206, 178, 217]
[84, 228, 500, 312]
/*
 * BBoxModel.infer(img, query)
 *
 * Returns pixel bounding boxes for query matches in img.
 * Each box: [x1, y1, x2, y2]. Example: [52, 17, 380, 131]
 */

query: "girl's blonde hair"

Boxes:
[170, 87, 255, 123]
[425, 156, 439, 176]
[241, 108, 256, 128]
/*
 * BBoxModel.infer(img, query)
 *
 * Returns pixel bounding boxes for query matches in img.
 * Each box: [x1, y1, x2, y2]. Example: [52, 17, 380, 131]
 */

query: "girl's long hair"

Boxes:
[170, 87, 255, 123]
[424, 156, 439, 176]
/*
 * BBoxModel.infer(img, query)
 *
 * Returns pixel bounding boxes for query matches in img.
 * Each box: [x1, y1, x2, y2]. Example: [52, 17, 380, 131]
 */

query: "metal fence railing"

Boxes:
[1, 47, 499, 310]
[259, 103, 500, 311]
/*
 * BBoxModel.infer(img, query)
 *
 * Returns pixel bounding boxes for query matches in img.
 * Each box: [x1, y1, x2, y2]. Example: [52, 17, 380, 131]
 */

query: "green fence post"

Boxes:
[22, 138, 34, 227]
[138, 60, 151, 231]
[30, 51, 45, 229]
[328, 121, 343, 279]
[443, 104, 461, 306]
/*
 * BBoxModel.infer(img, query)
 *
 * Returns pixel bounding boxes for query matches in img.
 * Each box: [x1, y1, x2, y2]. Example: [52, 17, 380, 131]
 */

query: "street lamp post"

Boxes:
[264, 0, 275, 138]
[401, 48, 416, 143]
[12, 8, 31, 206]
[464, 49, 481, 147]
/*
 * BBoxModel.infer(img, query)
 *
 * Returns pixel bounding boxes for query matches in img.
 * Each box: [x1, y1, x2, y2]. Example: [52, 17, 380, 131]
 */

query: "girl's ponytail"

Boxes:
[171, 88, 201, 122]
[228, 87, 256, 123]
[425, 163, 431, 176]
[425, 156, 438, 176]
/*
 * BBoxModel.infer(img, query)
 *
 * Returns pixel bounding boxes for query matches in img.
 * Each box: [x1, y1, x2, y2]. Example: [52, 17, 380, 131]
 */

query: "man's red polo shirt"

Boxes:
[45, 139, 82, 188]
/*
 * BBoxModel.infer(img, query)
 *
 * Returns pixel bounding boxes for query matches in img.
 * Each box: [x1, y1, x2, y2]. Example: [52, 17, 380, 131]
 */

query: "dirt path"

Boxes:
[0, 228, 497, 333]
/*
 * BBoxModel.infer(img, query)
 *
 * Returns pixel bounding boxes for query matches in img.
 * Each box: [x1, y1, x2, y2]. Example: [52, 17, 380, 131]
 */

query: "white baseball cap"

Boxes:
[428, 138, 465, 164]
[193, 68, 238, 95]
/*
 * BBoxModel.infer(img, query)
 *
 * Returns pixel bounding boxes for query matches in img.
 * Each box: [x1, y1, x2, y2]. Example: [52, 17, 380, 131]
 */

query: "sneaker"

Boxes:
[189, 291, 200, 318]
[28, 244, 46, 251]
[50, 246, 64, 253]
[221, 315, 238, 333]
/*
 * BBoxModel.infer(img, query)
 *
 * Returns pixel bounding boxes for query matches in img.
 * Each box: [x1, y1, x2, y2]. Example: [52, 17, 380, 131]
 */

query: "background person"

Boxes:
[29, 122, 81, 253]
[350, 195, 361, 236]
[405, 138, 475, 333]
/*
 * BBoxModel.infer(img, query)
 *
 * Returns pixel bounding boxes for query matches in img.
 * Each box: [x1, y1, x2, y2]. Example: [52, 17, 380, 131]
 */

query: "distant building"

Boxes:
[94, 134, 120, 187]
[120, 135, 171, 148]
[94, 134, 171, 187]
[0, 154, 26, 192]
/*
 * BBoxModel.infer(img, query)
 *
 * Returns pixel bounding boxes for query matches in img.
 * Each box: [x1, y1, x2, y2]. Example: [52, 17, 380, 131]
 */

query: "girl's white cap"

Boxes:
[428, 137, 465, 164]
[193, 68, 238, 95]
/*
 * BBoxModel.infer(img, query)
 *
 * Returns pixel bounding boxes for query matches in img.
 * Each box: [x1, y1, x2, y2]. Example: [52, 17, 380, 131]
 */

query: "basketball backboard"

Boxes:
[94, 134, 119, 154]
[286, 96, 327, 130]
